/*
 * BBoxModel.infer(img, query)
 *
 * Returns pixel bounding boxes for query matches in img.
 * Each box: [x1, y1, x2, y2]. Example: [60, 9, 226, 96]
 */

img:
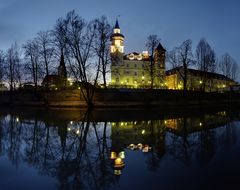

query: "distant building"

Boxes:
[42, 53, 68, 89]
[166, 66, 236, 91]
[110, 20, 166, 88]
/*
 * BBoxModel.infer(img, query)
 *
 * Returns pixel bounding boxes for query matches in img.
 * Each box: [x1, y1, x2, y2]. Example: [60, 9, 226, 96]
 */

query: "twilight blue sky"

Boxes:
[0, 0, 240, 64]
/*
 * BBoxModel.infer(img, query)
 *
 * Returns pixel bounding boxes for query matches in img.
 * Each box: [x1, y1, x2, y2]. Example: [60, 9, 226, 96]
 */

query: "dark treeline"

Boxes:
[0, 10, 239, 104]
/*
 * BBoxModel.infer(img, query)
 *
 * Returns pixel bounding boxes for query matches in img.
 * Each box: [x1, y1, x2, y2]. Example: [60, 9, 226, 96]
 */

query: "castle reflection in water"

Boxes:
[0, 108, 239, 190]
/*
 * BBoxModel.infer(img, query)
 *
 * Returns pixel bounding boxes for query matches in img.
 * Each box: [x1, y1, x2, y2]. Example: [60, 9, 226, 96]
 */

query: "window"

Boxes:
[134, 64, 137, 68]
[116, 78, 119, 82]
[135, 72, 137, 76]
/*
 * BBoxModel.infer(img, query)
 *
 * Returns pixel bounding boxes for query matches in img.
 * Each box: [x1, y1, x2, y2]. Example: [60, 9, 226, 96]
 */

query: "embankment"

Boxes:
[0, 88, 239, 108]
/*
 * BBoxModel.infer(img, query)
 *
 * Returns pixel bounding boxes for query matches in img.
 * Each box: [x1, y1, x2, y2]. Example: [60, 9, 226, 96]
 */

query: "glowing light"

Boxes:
[70, 121, 73, 125]
[78, 87, 81, 90]
[114, 28, 120, 34]
[137, 143, 143, 149]
[142, 76, 145, 80]
[119, 151, 125, 159]
[164, 120, 167, 124]
[137, 55, 142, 60]
[114, 158, 124, 168]
[55, 87, 58, 90]
[199, 80, 203, 84]
[120, 122, 124, 126]
[70, 82, 73, 86]
[114, 170, 122, 175]
[76, 129, 80, 135]
[141, 130, 145, 135]
[67, 127, 71, 131]
[199, 122, 202, 126]
[110, 152, 117, 159]
[128, 144, 135, 150]
[16, 117, 19, 122]
[142, 145, 152, 153]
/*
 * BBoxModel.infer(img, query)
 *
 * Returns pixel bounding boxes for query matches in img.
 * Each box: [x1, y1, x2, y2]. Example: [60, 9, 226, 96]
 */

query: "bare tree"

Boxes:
[64, 10, 98, 106]
[196, 38, 216, 91]
[52, 17, 68, 57]
[219, 53, 239, 81]
[23, 39, 41, 87]
[168, 39, 194, 91]
[93, 16, 111, 88]
[5, 42, 22, 91]
[0, 50, 5, 84]
[145, 35, 160, 89]
[37, 31, 55, 88]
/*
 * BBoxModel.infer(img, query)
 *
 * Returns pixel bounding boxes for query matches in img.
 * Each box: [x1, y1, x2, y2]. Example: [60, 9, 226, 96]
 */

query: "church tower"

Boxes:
[154, 43, 166, 87]
[154, 43, 166, 69]
[110, 20, 125, 86]
[110, 20, 124, 65]
[58, 53, 67, 87]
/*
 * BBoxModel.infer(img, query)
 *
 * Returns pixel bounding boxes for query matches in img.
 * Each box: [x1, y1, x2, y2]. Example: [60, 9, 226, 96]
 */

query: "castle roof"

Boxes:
[156, 43, 166, 52]
[166, 66, 235, 82]
[110, 33, 125, 39]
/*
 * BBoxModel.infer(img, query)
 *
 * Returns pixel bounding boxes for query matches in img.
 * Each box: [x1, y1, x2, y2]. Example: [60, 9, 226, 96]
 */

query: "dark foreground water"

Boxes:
[0, 107, 240, 190]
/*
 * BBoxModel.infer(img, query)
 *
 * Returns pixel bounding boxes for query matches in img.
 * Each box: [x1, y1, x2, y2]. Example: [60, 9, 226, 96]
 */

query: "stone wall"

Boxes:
[0, 88, 239, 108]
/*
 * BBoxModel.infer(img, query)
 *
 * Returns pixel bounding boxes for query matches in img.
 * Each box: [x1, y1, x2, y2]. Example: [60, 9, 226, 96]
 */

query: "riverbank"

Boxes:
[0, 88, 239, 108]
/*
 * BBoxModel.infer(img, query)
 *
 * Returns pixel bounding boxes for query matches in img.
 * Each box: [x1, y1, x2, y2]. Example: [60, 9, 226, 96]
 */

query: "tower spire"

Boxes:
[115, 19, 120, 29]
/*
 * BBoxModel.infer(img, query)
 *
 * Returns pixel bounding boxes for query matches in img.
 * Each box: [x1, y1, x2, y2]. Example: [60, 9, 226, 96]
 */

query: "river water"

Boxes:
[0, 107, 239, 190]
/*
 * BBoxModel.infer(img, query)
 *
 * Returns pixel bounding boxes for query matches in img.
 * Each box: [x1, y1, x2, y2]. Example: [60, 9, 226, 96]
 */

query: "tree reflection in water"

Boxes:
[0, 108, 239, 189]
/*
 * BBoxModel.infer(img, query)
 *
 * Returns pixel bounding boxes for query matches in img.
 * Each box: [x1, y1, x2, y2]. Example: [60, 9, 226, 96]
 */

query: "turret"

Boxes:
[154, 43, 166, 69]
[110, 20, 125, 54]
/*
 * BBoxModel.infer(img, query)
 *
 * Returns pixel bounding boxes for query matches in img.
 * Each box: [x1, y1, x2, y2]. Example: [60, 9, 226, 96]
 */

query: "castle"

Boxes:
[110, 20, 166, 88]
[110, 20, 236, 91]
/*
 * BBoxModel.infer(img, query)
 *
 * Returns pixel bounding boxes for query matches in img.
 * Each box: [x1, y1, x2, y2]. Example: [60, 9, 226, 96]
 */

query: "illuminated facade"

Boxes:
[166, 67, 236, 91]
[110, 20, 236, 91]
[110, 20, 166, 88]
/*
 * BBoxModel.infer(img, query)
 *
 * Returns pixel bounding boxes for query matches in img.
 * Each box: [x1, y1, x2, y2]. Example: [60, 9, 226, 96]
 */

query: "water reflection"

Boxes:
[0, 107, 239, 190]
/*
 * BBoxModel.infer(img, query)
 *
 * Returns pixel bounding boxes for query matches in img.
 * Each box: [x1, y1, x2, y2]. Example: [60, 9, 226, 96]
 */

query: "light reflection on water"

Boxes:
[0, 108, 239, 190]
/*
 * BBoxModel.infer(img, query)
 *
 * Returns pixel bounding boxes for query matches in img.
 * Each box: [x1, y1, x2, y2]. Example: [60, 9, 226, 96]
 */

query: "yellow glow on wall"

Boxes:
[114, 28, 120, 34]
[111, 152, 117, 159]
[114, 158, 124, 168]
[115, 40, 121, 46]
